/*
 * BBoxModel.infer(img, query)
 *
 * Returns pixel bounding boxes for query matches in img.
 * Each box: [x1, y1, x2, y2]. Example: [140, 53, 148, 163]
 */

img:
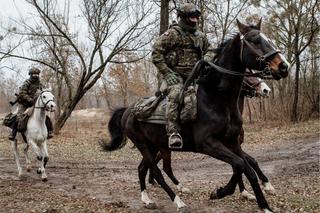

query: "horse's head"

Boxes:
[36, 89, 56, 112]
[236, 19, 290, 80]
[242, 76, 271, 98]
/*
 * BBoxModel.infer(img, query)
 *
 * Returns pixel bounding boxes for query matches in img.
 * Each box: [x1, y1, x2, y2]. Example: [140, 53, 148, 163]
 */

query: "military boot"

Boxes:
[9, 127, 17, 141]
[47, 131, 53, 139]
[168, 132, 183, 149]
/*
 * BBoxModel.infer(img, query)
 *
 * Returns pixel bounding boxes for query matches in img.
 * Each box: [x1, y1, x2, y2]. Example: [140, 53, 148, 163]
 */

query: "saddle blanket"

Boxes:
[132, 86, 197, 124]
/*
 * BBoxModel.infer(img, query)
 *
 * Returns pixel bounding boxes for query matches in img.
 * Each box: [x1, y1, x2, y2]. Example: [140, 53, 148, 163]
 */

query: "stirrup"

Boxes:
[8, 135, 15, 141]
[168, 133, 183, 149]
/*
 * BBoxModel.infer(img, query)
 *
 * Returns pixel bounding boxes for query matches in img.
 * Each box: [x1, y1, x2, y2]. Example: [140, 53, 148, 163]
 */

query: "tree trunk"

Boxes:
[157, 0, 170, 90]
[246, 99, 252, 124]
[160, 0, 169, 35]
[54, 90, 86, 133]
[291, 53, 300, 122]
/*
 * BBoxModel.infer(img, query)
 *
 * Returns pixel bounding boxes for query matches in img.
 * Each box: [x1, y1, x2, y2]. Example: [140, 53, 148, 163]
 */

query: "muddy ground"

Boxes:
[0, 117, 319, 213]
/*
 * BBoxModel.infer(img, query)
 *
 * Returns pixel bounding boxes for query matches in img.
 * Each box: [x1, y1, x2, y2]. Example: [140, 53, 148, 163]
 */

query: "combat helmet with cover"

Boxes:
[28, 67, 41, 75]
[176, 3, 201, 18]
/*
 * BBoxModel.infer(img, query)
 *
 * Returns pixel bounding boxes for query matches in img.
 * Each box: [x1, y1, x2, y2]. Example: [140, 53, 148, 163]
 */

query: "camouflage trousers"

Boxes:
[161, 77, 184, 135]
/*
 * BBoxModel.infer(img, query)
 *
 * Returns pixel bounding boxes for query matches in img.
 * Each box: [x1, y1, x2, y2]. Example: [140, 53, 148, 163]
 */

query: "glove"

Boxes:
[164, 72, 179, 86]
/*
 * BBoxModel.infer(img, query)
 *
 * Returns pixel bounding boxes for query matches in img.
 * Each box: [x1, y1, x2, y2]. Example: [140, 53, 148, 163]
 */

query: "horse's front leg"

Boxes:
[201, 137, 272, 212]
[29, 139, 47, 181]
[23, 143, 31, 172]
[21, 134, 31, 172]
[10, 139, 23, 178]
[38, 140, 49, 182]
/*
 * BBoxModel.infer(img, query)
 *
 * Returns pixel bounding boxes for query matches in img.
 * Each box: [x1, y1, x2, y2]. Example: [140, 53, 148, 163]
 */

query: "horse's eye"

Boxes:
[43, 95, 46, 99]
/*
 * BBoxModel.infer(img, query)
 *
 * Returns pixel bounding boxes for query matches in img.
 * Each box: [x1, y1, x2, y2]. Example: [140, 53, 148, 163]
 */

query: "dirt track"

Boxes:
[0, 119, 319, 213]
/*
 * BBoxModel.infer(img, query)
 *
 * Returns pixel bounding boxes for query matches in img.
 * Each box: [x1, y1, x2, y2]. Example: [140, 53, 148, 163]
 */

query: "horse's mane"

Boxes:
[213, 34, 237, 62]
[213, 25, 259, 62]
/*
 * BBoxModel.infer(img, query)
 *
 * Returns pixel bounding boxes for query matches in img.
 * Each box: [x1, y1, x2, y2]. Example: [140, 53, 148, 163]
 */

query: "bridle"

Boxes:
[34, 91, 55, 111]
[239, 30, 281, 76]
[241, 77, 263, 98]
[204, 30, 281, 78]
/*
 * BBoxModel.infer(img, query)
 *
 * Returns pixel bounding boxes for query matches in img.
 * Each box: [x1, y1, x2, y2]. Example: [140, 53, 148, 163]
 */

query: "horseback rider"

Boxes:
[8, 67, 54, 141]
[152, 3, 215, 148]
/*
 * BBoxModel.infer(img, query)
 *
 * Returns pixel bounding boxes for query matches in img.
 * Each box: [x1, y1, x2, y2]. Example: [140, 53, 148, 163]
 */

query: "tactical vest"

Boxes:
[18, 79, 43, 106]
[166, 25, 204, 79]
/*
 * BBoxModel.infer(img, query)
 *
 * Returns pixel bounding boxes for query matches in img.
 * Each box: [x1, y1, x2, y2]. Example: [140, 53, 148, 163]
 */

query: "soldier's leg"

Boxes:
[9, 105, 27, 141]
[166, 81, 183, 148]
[45, 116, 53, 139]
[9, 121, 18, 141]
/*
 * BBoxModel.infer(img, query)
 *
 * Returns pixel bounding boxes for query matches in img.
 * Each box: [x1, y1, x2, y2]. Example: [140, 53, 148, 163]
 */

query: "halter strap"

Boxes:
[240, 32, 281, 63]
[34, 91, 54, 110]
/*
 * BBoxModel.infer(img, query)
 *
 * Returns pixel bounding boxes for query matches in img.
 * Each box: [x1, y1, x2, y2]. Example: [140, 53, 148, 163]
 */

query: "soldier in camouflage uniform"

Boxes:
[8, 67, 54, 141]
[152, 3, 215, 148]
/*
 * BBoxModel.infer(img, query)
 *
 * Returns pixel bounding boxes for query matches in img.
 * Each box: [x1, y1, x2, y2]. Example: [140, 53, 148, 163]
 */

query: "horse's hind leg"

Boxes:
[10, 139, 23, 177]
[161, 150, 190, 193]
[136, 143, 188, 211]
[148, 151, 161, 185]
[243, 151, 275, 194]
[139, 158, 157, 209]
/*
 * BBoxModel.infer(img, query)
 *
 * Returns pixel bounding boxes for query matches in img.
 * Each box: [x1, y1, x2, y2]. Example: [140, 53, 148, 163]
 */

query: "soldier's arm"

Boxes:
[151, 29, 179, 76]
[18, 80, 33, 102]
[202, 36, 216, 62]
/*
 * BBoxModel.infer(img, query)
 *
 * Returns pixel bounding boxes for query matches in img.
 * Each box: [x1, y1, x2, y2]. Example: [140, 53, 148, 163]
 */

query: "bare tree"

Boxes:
[0, 0, 155, 133]
[257, 0, 319, 122]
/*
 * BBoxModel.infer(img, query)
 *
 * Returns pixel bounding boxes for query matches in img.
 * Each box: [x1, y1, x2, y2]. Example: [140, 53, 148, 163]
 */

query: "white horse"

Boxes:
[11, 89, 56, 181]
[256, 78, 271, 97]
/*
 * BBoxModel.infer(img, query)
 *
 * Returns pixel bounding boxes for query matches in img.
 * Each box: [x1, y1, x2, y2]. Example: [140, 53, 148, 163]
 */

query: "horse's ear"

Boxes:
[256, 17, 262, 30]
[236, 19, 248, 35]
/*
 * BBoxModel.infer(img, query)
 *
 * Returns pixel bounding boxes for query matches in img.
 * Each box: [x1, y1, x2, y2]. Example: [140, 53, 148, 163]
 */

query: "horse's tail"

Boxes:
[99, 107, 127, 151]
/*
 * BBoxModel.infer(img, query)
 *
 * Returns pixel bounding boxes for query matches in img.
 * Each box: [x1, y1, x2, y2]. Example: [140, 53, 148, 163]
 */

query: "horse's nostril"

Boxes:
[279, 62, 288, 71]
[263, 89, 269, 94]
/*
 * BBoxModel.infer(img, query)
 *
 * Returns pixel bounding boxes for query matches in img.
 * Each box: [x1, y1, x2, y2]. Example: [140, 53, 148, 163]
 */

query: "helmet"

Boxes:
[28, 67, 41, 75]
[177, 3, 201, 18]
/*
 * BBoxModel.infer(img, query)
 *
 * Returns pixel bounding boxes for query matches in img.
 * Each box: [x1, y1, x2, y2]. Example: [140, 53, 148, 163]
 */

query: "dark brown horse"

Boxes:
[100, 19, 290, 212]
[147, 75, 275, 201]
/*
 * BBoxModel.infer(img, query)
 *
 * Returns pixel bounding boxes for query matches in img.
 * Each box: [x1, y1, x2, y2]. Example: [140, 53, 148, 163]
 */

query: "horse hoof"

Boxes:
[18, 173, 23, 179]
[42, 178, 48, 182]
[178, 206, 191, 213]
[263, 182, 276, 195]
[37, 169, 42, 174]
[181, 187, 191, 194]
[26, 168, 31, 172]
[145, 202, 157, 209]
[240, 190, 256, 201]
[260, 208, 273, 213]
[210, 189, 219, 200]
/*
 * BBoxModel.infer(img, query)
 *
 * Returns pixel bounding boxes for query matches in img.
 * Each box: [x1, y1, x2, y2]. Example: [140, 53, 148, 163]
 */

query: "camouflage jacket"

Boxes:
[152, 24, 215, 80]
[17, 78, 43, 107]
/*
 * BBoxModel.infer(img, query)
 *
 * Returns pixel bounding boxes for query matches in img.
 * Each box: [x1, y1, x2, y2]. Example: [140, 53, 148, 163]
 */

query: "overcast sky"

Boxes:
[0, 0, 84, 81]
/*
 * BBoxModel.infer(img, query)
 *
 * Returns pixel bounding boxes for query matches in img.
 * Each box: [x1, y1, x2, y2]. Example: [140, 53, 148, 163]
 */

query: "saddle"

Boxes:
[2, 107, 34, 132]
[132, 86, 197, 124]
